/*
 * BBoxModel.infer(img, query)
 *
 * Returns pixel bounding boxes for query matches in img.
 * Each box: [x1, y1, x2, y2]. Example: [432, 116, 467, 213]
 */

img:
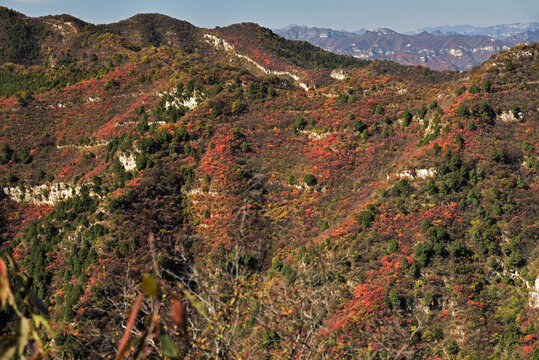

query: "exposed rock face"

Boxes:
[497, 111, 521, 122]
[390, 169, 436, 180]
[496, 269, 539, 308]
[530, 277, 539, 308]
[3, 183, 85, 205]
[330, 69, 347, 80]
[164, 94, 201, 111]
[299, 130, 332, 140]
[498, 112, 516, 122]
[156, 87, 203, 111]
[119, 154, 137, 171]
[204, 34, 311, 90]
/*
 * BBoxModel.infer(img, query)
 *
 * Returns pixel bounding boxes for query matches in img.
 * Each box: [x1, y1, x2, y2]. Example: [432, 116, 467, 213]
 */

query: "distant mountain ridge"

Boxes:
[408, 22, 539, 39]
[272, 25, 356, 41]
[274, 22, 537, 71]
[506, 29, 539, 43]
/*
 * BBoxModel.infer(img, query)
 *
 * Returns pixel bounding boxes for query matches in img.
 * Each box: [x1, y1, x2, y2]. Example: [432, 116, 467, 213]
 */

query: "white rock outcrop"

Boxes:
[530, 277, 539, 308]
[497, 111, 521, 122]
[3, 183, 85, 205]
[448, 48, 464, 57]
[300, 130, 332, 140]
[330, 70, 347, 81]
[119, 154, 137, 171]
[203, 34, 235, 52]
[204, 34, 311, 91]
[390, 168, 436, 180]
[56, 140, 110, 150]
[158, 88, 202, 111]
[86, 97, 101, 104]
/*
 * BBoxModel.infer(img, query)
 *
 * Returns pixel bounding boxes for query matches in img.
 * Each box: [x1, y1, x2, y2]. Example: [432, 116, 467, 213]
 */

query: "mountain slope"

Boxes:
[0, 8, 538, 360]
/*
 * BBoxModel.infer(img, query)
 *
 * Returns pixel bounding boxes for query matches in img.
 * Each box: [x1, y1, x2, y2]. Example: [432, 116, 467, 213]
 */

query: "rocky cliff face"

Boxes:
[3, 182, 85, 205]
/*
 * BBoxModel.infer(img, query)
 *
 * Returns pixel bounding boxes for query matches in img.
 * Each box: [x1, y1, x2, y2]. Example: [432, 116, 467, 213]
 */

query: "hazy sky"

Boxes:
[3, 0, 538, 32]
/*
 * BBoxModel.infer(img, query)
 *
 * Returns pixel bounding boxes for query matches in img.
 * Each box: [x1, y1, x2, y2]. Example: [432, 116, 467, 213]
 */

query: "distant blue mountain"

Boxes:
[407, 22, 539, 40]
[274, 24, 524, 71]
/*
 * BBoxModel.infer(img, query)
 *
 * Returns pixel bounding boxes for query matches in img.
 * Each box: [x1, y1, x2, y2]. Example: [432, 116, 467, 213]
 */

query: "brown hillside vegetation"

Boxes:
[0, 7, 538, 359]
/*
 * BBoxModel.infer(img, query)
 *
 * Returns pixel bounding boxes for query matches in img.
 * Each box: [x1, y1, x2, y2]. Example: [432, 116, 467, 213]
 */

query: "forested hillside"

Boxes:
[0, 7, 538, 359]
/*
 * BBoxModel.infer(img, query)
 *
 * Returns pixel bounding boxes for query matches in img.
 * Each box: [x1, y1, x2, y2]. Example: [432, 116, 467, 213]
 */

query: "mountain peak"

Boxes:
[374, 27, 397, 35]
[352, 28, 367, 35]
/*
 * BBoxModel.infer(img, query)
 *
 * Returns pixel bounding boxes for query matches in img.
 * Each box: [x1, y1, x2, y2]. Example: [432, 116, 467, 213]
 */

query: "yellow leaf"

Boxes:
[32, 314, 51, 332]
[0, 346, 16, 360]
[142, 274, 159, 297]
[0, 276, 9, 308]
[16, 317, 30, 357]
[177, 282, 207, 318]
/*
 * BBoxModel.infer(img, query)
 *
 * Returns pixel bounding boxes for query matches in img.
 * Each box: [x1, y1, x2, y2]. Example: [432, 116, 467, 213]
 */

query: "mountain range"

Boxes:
[0, 6, 538, 359]
[407, 22, 539, 39]
[274, 22, 538, 70]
